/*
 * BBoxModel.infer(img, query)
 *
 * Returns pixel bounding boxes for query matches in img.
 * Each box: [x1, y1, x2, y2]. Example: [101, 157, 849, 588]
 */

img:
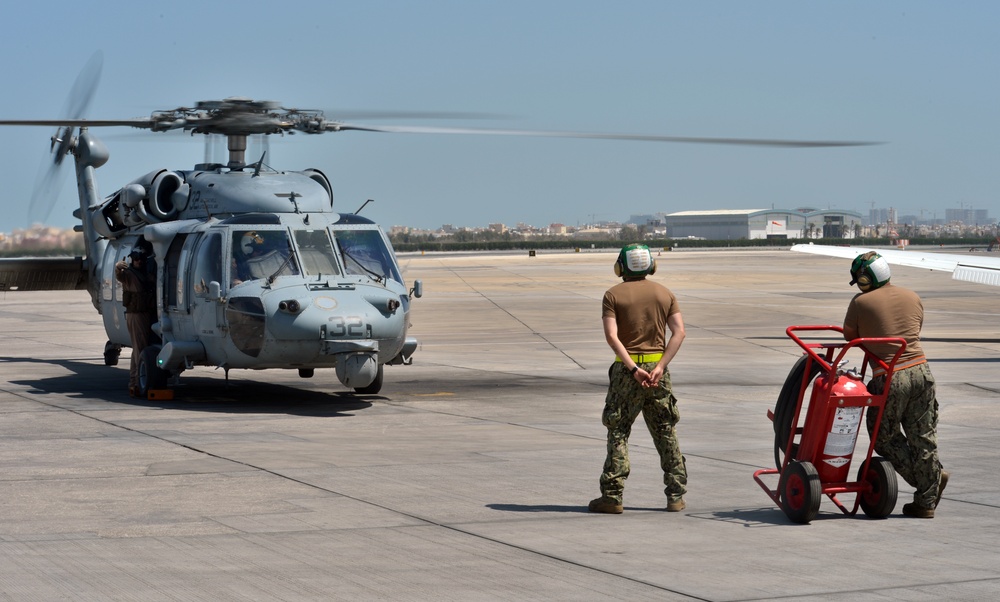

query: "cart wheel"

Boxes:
[779, 461, 821, 524]
[858, 457, 898, 519]
[773, 355, 821, 470]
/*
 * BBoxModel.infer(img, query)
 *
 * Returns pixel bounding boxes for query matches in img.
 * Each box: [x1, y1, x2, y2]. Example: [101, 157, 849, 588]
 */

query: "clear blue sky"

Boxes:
[2, 1, 998, 233]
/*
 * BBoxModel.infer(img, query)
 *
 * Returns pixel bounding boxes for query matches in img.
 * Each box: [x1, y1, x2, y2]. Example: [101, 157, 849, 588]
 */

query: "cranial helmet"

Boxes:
[614, 244, 657, 278]
[241, 232, 264, 255]
[130, 238, 152, 260]
[849, 251, 891, 291]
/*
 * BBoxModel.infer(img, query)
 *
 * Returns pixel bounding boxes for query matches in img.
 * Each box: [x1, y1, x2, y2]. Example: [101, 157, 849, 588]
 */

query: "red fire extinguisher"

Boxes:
[797, 370, 870, 483]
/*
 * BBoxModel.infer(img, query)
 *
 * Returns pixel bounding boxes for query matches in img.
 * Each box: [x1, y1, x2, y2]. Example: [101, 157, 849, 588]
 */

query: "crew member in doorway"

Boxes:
[115, 243, 158, 397]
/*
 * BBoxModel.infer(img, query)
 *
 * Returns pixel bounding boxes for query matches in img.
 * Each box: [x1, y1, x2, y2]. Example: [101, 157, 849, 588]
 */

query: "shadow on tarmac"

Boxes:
[0, 355, 375, 417]
[485, 503, 850, 527]
[486, 503, 590, 514]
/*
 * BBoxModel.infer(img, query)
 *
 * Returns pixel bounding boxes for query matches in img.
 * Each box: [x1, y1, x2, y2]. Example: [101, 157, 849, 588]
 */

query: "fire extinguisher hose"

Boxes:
[773, 354, 822, 469]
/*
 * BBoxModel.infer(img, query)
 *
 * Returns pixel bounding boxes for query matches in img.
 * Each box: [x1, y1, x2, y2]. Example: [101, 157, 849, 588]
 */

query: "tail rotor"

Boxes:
[27, 51, 103, 226]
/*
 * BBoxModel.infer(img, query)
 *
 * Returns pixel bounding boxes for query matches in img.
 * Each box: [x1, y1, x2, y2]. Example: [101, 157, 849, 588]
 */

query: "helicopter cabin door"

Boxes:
[162, 231, 225, 345]
[188, 231, 226, 342]
[100, 243, 134, 347]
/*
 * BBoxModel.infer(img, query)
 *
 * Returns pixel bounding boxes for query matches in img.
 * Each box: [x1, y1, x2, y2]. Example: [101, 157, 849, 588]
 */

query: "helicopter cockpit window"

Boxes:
[230, 229, 300, 286]
[291, 229, 340, 277]
[333, 229, 402, 284]
[192, 232, 222, 297]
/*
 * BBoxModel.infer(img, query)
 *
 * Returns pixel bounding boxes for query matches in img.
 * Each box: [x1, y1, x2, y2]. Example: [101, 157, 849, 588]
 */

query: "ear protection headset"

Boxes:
[614, 244, 656, 278]
[849, 251, 891, 291]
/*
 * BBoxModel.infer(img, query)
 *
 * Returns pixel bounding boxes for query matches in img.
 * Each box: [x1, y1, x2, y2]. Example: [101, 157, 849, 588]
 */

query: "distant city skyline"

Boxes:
[3, 202, 993, 243]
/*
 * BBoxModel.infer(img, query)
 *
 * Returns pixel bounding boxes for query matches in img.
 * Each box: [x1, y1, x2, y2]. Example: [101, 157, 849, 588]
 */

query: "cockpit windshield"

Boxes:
[231, 229, 299, 286]
[333, 229, 402, 284]
[292, 229, 341, 277]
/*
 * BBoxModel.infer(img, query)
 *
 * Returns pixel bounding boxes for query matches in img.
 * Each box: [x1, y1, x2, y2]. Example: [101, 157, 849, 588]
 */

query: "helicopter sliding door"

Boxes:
[160, 230, 226, 348]
[162, 233, 195, 342]
[189, 231, 226, 342]
[100, 243, 133, 347]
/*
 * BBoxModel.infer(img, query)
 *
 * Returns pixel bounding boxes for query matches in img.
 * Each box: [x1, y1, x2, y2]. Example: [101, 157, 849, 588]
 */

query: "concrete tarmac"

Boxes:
[1, 248, 998, 601]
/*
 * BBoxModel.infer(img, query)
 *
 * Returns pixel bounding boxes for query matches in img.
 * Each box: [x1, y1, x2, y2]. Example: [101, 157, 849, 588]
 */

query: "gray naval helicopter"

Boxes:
[2, 98, 428, 396]
[0, 65, 875, 398]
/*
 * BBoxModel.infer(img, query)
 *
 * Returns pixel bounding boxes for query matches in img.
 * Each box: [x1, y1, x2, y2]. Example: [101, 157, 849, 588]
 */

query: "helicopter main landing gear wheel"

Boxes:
[137, 345, 169, 397]
[779, 460, 821, 524]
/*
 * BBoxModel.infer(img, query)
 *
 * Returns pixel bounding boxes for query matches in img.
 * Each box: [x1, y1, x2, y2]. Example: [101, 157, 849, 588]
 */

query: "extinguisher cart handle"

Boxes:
[785, 325, 907, 380]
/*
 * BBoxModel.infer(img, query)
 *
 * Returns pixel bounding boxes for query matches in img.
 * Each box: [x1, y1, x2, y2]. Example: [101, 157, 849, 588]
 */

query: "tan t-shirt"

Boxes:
[602, 279, 680, 355]
[844, 283, 925, 367]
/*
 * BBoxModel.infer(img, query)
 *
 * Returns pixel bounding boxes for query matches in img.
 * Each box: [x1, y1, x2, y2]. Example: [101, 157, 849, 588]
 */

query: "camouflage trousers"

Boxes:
[599, 362, 687, 504]
[866, 363, 943, 508]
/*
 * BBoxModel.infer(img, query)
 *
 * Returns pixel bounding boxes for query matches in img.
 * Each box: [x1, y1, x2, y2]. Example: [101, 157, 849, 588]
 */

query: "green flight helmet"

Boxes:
[614, 243, 656, 278]
[849, 251, 891, 291]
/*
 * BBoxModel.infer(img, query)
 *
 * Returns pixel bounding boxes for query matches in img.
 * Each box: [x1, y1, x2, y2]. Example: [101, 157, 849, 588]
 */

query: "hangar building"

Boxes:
[662, 209, 864, 240]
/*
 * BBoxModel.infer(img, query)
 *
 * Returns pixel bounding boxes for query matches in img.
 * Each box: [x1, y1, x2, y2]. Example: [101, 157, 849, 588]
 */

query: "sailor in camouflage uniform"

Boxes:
[843, 251, 948, 518]
[589, 244, 687, 514]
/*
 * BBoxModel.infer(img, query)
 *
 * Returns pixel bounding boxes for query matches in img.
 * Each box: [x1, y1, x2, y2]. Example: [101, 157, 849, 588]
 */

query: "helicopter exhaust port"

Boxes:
[148, 170, 185, 220]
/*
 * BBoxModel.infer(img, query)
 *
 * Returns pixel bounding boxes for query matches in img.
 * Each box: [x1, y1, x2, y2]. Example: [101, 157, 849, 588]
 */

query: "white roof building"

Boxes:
[662, 208, 864, 240]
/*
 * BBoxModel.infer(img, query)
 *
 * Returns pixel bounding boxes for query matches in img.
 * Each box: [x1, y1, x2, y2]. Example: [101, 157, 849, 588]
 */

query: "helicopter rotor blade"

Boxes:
[28, 146, 68, 226]
[326, 123, 880, 148]
[26, 51, 104, 226]
[63, 51, 103, 124]
[313, 110, 509, 121]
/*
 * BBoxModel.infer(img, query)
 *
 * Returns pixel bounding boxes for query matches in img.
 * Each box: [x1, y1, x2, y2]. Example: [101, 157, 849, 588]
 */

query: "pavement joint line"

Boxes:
[446, 266, 587, 369]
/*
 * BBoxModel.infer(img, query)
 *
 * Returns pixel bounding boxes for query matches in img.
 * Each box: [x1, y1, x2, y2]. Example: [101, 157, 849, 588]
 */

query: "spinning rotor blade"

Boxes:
[327, 123, 879, 148]
[3, 92, 878, 148]
[63, 51, 104, 129]
[316, 110, 508, 121]
[0, 118, 152, 128]
[26, 51, 103, 226]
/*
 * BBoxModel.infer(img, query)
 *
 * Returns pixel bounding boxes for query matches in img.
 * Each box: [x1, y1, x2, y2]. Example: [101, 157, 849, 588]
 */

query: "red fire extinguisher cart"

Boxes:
[753, 325, 907, 523]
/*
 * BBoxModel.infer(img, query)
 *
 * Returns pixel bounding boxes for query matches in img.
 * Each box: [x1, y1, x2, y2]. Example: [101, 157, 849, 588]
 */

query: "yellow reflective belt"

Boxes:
[615, 353, 664, 364]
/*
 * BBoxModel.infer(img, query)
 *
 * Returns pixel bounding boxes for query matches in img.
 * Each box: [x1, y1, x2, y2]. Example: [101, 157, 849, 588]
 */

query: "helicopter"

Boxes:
[0, 58, 877, 398]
